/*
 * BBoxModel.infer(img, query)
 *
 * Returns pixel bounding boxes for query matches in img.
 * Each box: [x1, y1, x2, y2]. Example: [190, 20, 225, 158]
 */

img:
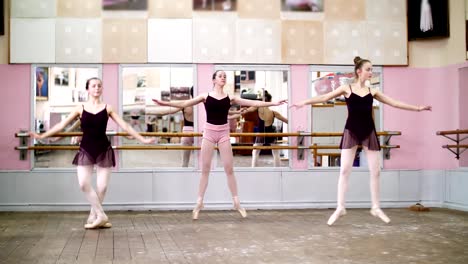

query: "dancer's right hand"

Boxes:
[29, 132, 43, 139]
[152, 99, 169, 106]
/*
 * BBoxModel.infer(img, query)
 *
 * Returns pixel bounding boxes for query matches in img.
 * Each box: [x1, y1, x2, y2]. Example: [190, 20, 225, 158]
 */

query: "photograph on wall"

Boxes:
[35, 67, 49, 100]
[54, 69, 69, 87]
[161, 91, 171, 101]
[103, 0, 148, 10]
[170, 87, 191, 100]
[281, 0, 323, 12]
[193, 0, 236, 11]
[408, 0, 449, 40]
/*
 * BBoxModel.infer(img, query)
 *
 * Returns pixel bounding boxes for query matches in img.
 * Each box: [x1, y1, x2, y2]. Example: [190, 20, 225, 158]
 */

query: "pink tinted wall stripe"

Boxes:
[458, 66, 468, 166]
[382, 65, 462, 169]
[0, 64, 31, 170]
[102, 64, 120, 169]
[290, 65, 309, 169]
[196, 64, 214, 133]
[196, 64, 214, 169]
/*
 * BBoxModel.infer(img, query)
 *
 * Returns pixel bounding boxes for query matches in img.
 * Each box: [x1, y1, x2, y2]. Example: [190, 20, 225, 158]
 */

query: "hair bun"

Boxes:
[353, 56, 362, 65]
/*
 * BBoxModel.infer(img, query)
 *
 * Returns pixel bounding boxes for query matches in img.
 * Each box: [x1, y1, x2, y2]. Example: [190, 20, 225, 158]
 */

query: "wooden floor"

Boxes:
[0, 208, 467, 264]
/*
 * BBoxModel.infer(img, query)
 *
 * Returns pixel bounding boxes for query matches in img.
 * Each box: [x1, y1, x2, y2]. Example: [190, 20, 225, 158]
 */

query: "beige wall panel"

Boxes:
[0, 0, 10, 63]
[366, 0, 405, 21]
[11, 0, 57, 18]
[192, 16, 236, 63]
[149, 0, 192, 18]
[281, 20, 324, 64]
[56, 19, 101, 63]
[102, 19, 147, 63]
[10, 19, 56, 63]
[325, 0, 366, 21]
[237, 0, 281, 19]
[57, 0, 101, 17]
[366, 21, 407, 65]
[147, 19, 192, 63]
[324, 21, 367, 65]
[236, 19, 281, 63]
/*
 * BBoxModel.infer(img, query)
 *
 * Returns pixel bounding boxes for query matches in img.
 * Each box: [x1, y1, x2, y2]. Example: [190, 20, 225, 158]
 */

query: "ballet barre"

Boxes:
[15, 131, 401, 160]
[436, 129, 468, 159]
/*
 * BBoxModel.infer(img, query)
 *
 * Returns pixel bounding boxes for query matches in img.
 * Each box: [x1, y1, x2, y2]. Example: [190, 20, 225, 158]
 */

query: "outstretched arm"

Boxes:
[147, 106, 182, 116]
[108, 105, 156, 144]
[291, 85, 346, 108]
[273, 111, 288, 124]
[374, 90, 432, 112]
[30, 106, 81, 139]
[232, 97, 287, 107]
[153, 94, 205, 108]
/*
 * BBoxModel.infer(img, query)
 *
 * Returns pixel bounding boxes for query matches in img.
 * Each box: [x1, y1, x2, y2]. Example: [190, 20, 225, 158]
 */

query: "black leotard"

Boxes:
[255, 115, 277, 144]
[339, 86, 380, 151]
[72, 105, 115, 167]
[204, 95, 231, 125]
[182, 108, 194, 127]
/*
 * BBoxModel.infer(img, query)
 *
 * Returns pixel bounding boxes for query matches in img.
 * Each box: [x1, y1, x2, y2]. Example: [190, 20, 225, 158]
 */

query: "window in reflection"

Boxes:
[33, 65, 101, 168]
[213, 67, 290, 168]
[120, 65, 195, 168]
[310, 67, 382, 168]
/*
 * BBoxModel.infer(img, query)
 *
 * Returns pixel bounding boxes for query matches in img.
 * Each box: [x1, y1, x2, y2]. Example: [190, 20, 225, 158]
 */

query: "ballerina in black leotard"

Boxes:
[242, 90, 288, 167]
[292, 57, 432, 226]
[30, 77, 155, 229]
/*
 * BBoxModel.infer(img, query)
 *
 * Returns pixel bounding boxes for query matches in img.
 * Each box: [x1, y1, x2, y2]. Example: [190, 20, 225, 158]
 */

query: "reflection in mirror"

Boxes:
[33, 66, 100, 168]
[120, 65, 195, 168]
[310, 67, 382, 168]
[213, 68, 289, 168]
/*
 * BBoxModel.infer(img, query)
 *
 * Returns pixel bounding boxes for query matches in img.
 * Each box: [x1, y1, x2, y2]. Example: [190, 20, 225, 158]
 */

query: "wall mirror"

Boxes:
[310, 66, 382, 168]
[213, 65, 290, 168]
[33, 65, 101, 168]
[120, 65, 195, 168]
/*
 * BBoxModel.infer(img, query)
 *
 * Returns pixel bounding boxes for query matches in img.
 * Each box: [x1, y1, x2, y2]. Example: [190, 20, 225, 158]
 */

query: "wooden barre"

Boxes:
[436, 129, 468, 135]
[15, 131, 401, 138]
[16, 144, 400, 151]
[443, 145, 468, 148]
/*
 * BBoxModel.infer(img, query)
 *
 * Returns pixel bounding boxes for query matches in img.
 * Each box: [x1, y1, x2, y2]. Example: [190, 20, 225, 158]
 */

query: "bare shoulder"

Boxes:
[369, 87, 381, 97]
[105, 103, 114, 114]
[337, 84, 351, 96]
[197, 93, 209, 102]
[72, 104, 83, 115]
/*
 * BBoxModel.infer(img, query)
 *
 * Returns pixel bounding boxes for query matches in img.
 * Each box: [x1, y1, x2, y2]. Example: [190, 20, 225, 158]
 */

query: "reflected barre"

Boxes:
[436, 129, 468, 159]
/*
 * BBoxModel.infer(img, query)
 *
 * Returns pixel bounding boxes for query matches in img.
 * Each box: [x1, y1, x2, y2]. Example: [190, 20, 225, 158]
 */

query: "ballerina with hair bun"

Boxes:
[292, 56, 431, 226]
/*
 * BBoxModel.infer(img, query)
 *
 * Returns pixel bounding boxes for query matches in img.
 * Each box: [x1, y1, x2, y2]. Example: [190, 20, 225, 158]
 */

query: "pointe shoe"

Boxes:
[232, 197, 247, 218]
[235, 207, 247, 218]
[327, 208, 347, 226]
[370, 208, 391, 224]
[101, 222, 112, 228]
[84, 216, 108, 229]
[192, 202, 204, 220]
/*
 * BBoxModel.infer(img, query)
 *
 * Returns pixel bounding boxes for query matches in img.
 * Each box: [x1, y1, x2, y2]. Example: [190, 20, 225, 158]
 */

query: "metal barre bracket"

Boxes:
[382, 134, 396, 159]
[297, 131, 305, 160]
[19, 130, 28, 160]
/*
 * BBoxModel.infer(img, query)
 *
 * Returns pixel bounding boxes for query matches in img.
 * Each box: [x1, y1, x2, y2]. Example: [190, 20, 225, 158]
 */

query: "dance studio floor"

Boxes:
[0, 208, 467, 264]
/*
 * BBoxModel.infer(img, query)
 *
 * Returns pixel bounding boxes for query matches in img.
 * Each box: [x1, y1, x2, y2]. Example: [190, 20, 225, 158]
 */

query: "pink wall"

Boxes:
[102, 64, 120, 168]
[0, 64, 32, 170]
[382, 63, 468, 169]
[290, 65, 309, 169]
[1, 62, 466, 170]
[196, 64, 214, 131]
[459, 66, 468, 166]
